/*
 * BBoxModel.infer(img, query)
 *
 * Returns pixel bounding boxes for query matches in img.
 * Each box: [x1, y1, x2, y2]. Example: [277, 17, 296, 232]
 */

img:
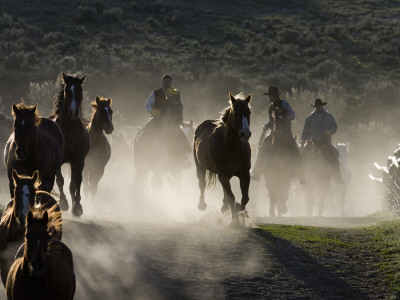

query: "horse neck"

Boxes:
[0, 207, 21, 250]
[88, 111, 104, 135]
[222, 114, 242, 150]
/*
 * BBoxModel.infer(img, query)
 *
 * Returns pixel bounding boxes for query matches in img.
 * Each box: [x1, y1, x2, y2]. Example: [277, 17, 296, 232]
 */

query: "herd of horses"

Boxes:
[0, 73, 352, 298]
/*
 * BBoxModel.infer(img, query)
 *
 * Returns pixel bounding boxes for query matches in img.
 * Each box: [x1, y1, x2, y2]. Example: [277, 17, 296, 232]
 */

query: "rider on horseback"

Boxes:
[300, 98, 343, 184]
[141, 74, 191, 168]
[251, 87, 307, 183]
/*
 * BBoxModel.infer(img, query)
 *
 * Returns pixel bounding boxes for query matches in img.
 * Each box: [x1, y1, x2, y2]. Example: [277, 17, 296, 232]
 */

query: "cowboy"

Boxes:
[301, 98, 343, 184]
[251, 87, 307, 183]
[140, 74, 190, 168]
[145, 74, 183, 122]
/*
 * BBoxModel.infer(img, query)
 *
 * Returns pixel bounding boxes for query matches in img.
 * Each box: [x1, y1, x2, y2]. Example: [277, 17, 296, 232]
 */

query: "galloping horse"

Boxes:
[6, 210, 74, 300]
[50, 73, 90, 216]
[194, 93, 252, 221]
[302, 139, 335, 216]
[4, 104, 64, 198]
[261, 115, 299, 217]
[83, 96, 114, 201]
[0, 170, 61, 286]
[134, 91, 191, 191]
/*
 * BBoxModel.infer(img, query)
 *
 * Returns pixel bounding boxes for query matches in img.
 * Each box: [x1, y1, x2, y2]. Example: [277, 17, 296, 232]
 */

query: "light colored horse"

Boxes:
[329, 142, 351, 216]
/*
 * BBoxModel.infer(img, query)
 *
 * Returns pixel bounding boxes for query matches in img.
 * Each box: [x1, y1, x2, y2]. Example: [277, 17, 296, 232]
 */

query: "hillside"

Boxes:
[1, 0, 400, 157]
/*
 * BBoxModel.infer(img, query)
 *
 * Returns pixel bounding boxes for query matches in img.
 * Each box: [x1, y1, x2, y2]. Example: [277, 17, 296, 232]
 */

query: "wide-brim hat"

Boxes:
[311, 98, 327, 107]
[263, 86, 282, 97]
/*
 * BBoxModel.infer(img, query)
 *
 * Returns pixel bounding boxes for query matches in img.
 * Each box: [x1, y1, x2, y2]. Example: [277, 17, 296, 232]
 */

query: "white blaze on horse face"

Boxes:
[70, 85, 77, 111]
[22, 184, 30, 216]
[105, 107, 112, 124]
[242, 116, 251, 137]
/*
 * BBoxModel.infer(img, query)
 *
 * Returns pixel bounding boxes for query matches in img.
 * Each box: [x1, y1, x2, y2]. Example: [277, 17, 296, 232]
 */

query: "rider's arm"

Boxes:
[144, 92, 156, 114]
[282, 101, 295, 121]
[301, 117, 311, 144]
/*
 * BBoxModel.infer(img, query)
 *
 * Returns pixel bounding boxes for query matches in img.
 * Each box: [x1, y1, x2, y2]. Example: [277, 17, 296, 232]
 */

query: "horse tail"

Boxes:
[205, 170, 217, 189]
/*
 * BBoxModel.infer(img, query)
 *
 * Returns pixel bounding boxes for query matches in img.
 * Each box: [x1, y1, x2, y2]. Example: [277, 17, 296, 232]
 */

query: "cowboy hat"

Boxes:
[311, 98, 327, 107]
[263, 86, 282, 97]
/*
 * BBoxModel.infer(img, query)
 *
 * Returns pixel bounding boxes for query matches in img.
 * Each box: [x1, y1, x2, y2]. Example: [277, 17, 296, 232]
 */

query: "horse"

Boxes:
[329, 142, 351, 216]
[4, 103, 64, 198]
[50, 72, 90, 216]
[194, 93, 252, 221]
[83, 96, 114, 201]
[0, 112, 13, 194]
[302, 139, 336, 216]
[6, 209, 74, 300]
[0, 169, 62, 286]
[134, 92, 191, 191]
[261, 116, 299, 217]
[181, 120, 195, 146]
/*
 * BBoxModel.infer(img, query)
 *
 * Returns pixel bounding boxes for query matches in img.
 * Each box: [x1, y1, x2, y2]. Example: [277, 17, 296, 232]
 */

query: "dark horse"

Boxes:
[134, 91, 191, 191]
[261, 115, 299, 217]
[194, 93, 252, 221]
[83, 96, 114, 201]
[302, 139, 335, 216]
[50, 73, 90, 216]
[4, 103, 64, 198]
[6, 209, 74, 300]
[0, 170, 61, 286]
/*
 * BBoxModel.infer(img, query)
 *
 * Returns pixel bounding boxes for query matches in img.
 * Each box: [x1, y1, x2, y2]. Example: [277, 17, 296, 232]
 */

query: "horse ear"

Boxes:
[107, 98, 112, 105]
[30, 104, 37, 114]
[27, 210, 33, 225]
[12, 104, 18, 115]
[42, 211, 48, 225]
[229, 93, 236, 105]
[62, 72, 67, 83]
[12, 169, 19, 182]
[79, 75, 87, 84]
[96, 96, 101, 105]
[32, 170, 39, 183]
[244, 94, 252, 104]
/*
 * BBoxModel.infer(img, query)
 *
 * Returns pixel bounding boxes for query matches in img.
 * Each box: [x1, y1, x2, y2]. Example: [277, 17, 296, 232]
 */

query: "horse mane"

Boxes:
[0, 203, 21, 250]
[30, 204, 63, 238]
[11, 103, 41, 126]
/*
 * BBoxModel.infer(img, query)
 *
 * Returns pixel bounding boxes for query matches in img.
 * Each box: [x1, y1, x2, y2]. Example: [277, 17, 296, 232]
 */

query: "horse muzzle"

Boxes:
[240, 131, 251, 142]
[68, 109, 79, 119]
[105, 124, 114, 135]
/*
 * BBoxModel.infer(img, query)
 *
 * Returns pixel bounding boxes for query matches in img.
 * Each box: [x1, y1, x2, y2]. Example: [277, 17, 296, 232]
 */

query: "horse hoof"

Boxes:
[59, 198, 69, 211]
[198, 202, 207, 211]
[220, 204, 229, 213]
[72, 202, 83, 217]
[234, 202, 243, 212]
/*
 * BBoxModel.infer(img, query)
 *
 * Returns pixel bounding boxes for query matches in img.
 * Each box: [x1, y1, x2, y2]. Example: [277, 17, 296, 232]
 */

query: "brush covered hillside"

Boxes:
[1, 0, 400, 158]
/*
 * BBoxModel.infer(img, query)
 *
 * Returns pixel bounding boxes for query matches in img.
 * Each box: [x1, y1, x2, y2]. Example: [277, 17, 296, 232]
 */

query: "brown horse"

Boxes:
[194, 93, 252, 221]
[302, 139, 335, 216]
[83, 96, 114, 201]
[6, 209, 74, 300]
[0, 170, 61, 286]
[4, 103, 64, 198]
[50, 72, 90, 216]
[261, 115, 299, 217]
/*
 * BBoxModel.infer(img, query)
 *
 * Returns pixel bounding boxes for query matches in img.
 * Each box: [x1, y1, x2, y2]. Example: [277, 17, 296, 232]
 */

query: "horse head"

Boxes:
[92, 96, 114, 134]
[12, 170, 39, 227]
[62, 73, 86, 119]
[12, 103, 40, 161]
[228, 93, 252, 142]
[24, 210, 50, 276]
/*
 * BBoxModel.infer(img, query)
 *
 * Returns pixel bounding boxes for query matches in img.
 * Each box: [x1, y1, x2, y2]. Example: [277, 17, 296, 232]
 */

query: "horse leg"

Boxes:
[239, 172, 250, 211]
[221, 190, 229, 213]
[196, 166, 207, 211]
[70, 160, 84, 217]
[88, 170, 103, 202]
[56, 167, 69, 211]
[218, 174, 238, 220]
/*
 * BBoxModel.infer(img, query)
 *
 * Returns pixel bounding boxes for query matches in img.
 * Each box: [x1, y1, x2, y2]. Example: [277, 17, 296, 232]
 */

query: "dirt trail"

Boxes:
[42, 216, 389, 300]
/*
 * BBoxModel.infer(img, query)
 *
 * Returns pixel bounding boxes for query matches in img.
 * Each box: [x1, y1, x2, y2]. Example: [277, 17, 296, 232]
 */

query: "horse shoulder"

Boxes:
[35, 191, 58, 209]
